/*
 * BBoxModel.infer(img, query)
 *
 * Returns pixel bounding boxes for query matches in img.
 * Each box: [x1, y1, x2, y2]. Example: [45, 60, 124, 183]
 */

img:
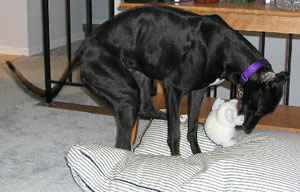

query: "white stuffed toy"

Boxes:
[204, 98, 244, 147]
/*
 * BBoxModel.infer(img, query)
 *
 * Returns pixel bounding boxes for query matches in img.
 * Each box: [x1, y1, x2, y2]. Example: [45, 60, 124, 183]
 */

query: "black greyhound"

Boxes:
[7, 6, 289, 155]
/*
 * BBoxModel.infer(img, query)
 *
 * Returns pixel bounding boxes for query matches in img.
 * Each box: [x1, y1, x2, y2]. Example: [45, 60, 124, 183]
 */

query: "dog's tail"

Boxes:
[6, 52, 82, 98]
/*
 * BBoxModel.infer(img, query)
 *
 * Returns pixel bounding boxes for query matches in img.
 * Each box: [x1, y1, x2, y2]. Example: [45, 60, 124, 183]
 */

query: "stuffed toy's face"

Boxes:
[205, 98, 242, 147]
[216, 99, 239, 127]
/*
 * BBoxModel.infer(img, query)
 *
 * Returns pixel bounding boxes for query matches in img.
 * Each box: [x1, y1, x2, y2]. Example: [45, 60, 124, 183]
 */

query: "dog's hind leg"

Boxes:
[188, 88, 206, 154]
[82, 75, 140, 150]
[129, 70, 166, 120]
[80, 48, 141, 150]
[114, 103, 139, 150]
[163, 82, 184, 156]
[83, 81, 140, 150]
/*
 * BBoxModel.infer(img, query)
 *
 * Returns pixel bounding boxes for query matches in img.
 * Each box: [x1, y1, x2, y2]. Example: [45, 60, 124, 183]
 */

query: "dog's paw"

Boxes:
[139, 108, 167, 120]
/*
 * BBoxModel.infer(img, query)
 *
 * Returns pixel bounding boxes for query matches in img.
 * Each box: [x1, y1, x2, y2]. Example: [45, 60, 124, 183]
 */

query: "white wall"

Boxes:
[90, 0, 109, 24]
[0, 0, 109, 56]
[115, 0, 122, 14]
[26, 0, 88, 56]
[266, 35, 300, 107]
[0, 0, 29, 55]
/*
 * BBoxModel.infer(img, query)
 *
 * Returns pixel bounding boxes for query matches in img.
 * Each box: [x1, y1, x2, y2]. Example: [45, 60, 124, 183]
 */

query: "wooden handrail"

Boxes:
[119, 0, 300, 34]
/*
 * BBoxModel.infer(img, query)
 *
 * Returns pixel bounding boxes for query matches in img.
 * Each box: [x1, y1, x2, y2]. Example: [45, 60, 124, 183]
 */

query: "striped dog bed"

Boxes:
[66, 119, 300, 192]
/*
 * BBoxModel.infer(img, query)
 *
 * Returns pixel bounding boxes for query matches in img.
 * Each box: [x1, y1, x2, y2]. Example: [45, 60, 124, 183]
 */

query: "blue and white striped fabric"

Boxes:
[133, 119, 219, 157]
[67, 144, 206, 192]
[66, 119, 300, 192]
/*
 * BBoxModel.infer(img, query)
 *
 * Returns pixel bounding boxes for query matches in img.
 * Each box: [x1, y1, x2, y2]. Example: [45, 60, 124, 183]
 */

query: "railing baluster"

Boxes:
[42, 0, 52, 103]
[206, 87, 211, 97]
[86, 0, 92, 35]
[285, 34, 293, 105]
[66, 0, 72, 82]
[213, 86, 217, 98]
[261, 32, 266, 57]
[109, 0, 114, 18]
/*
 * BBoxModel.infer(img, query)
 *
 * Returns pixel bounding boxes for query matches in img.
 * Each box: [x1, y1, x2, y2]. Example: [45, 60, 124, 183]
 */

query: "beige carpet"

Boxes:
[0, 48, 150, 192]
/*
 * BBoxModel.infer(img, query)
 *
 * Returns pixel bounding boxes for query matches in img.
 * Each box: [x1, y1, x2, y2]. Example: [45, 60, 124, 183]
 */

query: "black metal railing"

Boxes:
[42, 0, 115, 103]
[42, 0, 292, 106]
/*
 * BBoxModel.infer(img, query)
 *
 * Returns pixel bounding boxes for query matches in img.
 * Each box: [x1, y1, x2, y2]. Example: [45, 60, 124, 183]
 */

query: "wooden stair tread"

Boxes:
[152, 93, 300, 133]
[44, 92, 300, 146]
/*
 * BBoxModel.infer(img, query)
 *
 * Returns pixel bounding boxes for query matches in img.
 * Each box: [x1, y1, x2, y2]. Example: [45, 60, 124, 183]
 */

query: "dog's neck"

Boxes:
[211, 26, 272, 86]
[240, 59, 268, 85]
[220, 58, 273, 87]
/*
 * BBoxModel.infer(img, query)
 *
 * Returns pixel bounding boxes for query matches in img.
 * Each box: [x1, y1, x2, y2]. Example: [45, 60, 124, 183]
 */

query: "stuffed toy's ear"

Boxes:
[229, 99, 238, 106]
[212, 98, 225, 111]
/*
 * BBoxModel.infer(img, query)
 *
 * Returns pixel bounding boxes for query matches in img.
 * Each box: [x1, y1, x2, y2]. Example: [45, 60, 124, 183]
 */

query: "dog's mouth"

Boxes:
[241, 116, 252, 133]
[242, 112, 263, 134]
[237, 103, 253, 133]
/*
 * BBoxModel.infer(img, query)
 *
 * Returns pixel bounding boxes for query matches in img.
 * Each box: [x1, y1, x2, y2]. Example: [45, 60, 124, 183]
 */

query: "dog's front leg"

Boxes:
[163, 83, 184, 156]
[188, 88, 206, 154]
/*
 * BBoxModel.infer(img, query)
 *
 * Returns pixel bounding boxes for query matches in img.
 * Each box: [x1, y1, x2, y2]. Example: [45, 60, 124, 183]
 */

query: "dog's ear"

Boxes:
[261, 71, 289, 86]
[275, 71, 289, 84]
[261, 72, 276, 84]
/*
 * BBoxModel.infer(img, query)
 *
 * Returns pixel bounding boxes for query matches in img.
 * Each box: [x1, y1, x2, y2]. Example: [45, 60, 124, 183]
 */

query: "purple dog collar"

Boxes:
[240, 59, 267, 85]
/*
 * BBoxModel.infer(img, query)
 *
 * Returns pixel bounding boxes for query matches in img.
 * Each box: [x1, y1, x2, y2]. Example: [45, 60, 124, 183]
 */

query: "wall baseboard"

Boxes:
[0, 32, 85, 56]
[0, 46, 29, 56]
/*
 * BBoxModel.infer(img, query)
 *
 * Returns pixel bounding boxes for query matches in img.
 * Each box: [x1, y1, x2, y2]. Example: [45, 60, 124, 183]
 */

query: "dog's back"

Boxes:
[85, 7, 221, 80]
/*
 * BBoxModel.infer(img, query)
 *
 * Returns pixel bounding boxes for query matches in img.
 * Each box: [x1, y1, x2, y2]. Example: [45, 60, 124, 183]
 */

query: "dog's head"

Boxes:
[240, 71, 289, 134]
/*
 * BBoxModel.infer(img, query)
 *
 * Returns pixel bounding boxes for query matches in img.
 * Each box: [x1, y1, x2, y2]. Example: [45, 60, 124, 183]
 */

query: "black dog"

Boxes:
[7, 6, 288, 155]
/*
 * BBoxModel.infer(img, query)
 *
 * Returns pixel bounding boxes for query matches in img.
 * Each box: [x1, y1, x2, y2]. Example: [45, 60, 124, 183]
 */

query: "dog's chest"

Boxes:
[209, 78, 225, 87]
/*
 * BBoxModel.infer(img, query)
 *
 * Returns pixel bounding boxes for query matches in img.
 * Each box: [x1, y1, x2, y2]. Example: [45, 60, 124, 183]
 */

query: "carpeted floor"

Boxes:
[0, 44, 150, 192]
